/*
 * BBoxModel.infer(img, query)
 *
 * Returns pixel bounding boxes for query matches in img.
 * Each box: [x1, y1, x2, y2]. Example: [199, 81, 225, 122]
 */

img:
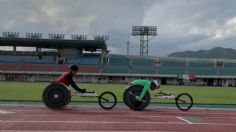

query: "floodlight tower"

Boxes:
[132, 26, 157, 56]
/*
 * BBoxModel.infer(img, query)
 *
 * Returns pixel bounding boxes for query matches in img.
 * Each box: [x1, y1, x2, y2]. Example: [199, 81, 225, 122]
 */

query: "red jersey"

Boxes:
[56, 71, 85, 93]
[56, 72, 73, 86]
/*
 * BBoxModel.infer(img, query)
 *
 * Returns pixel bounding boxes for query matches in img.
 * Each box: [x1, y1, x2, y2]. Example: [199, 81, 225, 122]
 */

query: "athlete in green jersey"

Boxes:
[130, 79, 160, 101]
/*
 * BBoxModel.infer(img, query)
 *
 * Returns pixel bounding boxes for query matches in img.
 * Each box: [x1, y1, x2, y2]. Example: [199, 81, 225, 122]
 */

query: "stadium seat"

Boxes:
[188, 68, 217, 75]
[109, 56, 130, 65]
[189, 62, 215, 68]
[130, 66, 156, 74]
[223, 63, 236, 68]
[160, 60, 186, 67]
[132, 59, 154, 67]
[78, 65, 101, 73]
[0, 63, 17, 71]
[158, 67, 186, 75]
[66, 54, 101, 65]
[18, 64, 55, 72]
[56, 65, 69, 72]
[219, 68, 236, 76]
[0, 55, 55, 64]
[103, 65, 129, 73]
[56, 65, 101, 73]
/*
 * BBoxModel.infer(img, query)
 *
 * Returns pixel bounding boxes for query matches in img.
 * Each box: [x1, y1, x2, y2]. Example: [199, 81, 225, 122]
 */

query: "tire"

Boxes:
[175, 93, 193, 111]
[66, 90, 72, 106]
[123, 85, 150, 111]
[98, 91, 117, 110]
[42, 83, 71, 109]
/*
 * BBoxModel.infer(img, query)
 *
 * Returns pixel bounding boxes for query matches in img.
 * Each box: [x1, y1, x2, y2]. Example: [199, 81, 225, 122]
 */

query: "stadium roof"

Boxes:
[0, 37, 107, 50]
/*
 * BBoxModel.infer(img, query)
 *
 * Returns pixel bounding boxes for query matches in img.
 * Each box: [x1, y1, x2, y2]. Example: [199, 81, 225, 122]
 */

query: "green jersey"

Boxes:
[131, 80, 151, 100]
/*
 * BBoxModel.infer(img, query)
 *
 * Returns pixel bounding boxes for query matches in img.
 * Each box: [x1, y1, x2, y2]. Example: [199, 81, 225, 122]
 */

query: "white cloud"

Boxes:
[143, 0, 236, 55]
[217, 17, 236, 38]
[1, 0, 236, 56]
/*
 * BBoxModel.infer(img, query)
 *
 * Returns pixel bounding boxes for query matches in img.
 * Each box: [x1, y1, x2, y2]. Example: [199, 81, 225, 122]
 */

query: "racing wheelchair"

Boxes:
[42, 82, 117, 110]
[123, 85, 193, 111]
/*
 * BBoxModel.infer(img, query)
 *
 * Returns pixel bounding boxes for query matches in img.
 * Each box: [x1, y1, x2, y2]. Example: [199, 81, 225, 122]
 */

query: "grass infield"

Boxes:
[0, 82, 236, 105]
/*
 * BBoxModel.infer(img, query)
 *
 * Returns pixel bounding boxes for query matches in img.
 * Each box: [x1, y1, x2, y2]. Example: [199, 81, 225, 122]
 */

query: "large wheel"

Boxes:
[42, 83, 71, 109]
[98, 91, 117, 110]
[66, 90, 72, 106]
[123, 85, 150, 111]
[175, 93, 193, 111]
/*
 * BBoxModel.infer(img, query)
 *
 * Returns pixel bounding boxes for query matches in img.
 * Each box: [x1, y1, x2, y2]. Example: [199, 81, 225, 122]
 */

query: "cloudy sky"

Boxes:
[0, 0, 236, 56]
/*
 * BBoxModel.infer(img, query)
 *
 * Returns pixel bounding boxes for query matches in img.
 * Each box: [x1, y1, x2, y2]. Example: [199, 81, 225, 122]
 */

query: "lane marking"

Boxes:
[176, 118, 236, 126]
[10, 109, 236, 115]
[3, 114, 236, 120]
[0, 114, 178, 118]
[177, 117, 193, 124]
[194, 123, 236, 126]
[0, 130, 177, 132]
[2, 120, 183, 124]
[2, 120, 236, 126]
[0, 110, 14, 114]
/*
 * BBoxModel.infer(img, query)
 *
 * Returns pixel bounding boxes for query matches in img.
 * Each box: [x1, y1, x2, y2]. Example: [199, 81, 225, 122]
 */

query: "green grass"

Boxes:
[0, 82, 236, 105]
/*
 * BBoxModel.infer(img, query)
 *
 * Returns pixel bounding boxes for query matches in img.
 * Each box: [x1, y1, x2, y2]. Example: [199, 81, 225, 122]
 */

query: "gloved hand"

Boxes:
[79, 89, 86, 93]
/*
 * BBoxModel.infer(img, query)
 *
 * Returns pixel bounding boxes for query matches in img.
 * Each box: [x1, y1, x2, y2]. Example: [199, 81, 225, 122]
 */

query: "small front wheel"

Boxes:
[175, 93, 193, 111]
[98, 91, 117, 110]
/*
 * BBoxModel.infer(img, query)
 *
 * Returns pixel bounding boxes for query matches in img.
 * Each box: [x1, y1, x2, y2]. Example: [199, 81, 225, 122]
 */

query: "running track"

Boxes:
[0, 106, 236, 132]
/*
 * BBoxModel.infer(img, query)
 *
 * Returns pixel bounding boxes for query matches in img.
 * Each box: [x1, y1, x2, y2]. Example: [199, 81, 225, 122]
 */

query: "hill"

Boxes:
[168, 47, 236, 59]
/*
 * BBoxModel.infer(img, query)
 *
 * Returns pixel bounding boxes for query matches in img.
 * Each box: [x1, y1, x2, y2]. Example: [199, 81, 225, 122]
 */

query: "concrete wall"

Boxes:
[1, 72, 236, 87]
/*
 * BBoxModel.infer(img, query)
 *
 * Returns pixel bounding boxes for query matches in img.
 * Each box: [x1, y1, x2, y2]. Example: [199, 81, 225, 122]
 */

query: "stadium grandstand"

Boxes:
[1, 32, 236, 87]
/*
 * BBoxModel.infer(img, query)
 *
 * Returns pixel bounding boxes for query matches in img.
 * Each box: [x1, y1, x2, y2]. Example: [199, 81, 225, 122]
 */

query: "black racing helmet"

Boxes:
[69, 64, 79, 71]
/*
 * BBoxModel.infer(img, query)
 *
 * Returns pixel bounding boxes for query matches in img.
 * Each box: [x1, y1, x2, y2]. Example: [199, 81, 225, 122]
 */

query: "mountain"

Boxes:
[168, 47, 236, 59]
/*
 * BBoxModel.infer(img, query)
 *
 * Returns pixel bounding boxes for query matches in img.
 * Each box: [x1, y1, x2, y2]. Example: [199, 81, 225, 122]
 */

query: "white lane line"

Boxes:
[194, 123, 236, 126]
[2, 119, 236, 126]
[10, 109, 236, 115]
[1, 114, 177, 118]
[0, 130, 177, 132]
[2, 120, 183, 124]
[0, 110, 14, 114]
[177, 117, 193, 124]
[4, 114, 236, 120]
[2, 120, 236, 126]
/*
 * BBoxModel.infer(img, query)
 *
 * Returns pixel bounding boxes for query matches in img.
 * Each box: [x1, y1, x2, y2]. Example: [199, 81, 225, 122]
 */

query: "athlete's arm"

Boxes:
[66, 75, 85, 92]
[138, 82, 150, 101]
[131, 80, 151, 101]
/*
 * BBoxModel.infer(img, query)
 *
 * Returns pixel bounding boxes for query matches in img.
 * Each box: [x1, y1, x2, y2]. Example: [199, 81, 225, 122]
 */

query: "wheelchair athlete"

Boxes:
[56, 64, 86, 93]
[130, 79, 161, 101]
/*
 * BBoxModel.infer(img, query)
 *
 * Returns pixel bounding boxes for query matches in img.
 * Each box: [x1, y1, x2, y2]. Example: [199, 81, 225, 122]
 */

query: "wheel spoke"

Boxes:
[178, 99, 186, 103]
[100, 97, 109, 102]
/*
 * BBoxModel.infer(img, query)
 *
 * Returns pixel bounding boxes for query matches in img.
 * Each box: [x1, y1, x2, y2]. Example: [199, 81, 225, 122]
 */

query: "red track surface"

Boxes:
[0, 106, 236, 132]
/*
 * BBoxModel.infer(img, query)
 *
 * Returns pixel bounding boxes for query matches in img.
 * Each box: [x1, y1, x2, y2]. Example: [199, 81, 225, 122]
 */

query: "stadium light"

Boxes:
[131, 25, 158, 56]
[2, 32, 6, 37]
[132, 26, 157, 36]
[93, 35, 109, 41]
[25, 32, 42, 39]
[71, 34, 88, 40]
[2, 32, 19, 38]
[49, 33, 65, 40]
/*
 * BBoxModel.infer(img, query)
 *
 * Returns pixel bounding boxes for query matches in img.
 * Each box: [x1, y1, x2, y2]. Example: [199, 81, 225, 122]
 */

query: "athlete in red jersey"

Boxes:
[57, 64, 86, 93]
